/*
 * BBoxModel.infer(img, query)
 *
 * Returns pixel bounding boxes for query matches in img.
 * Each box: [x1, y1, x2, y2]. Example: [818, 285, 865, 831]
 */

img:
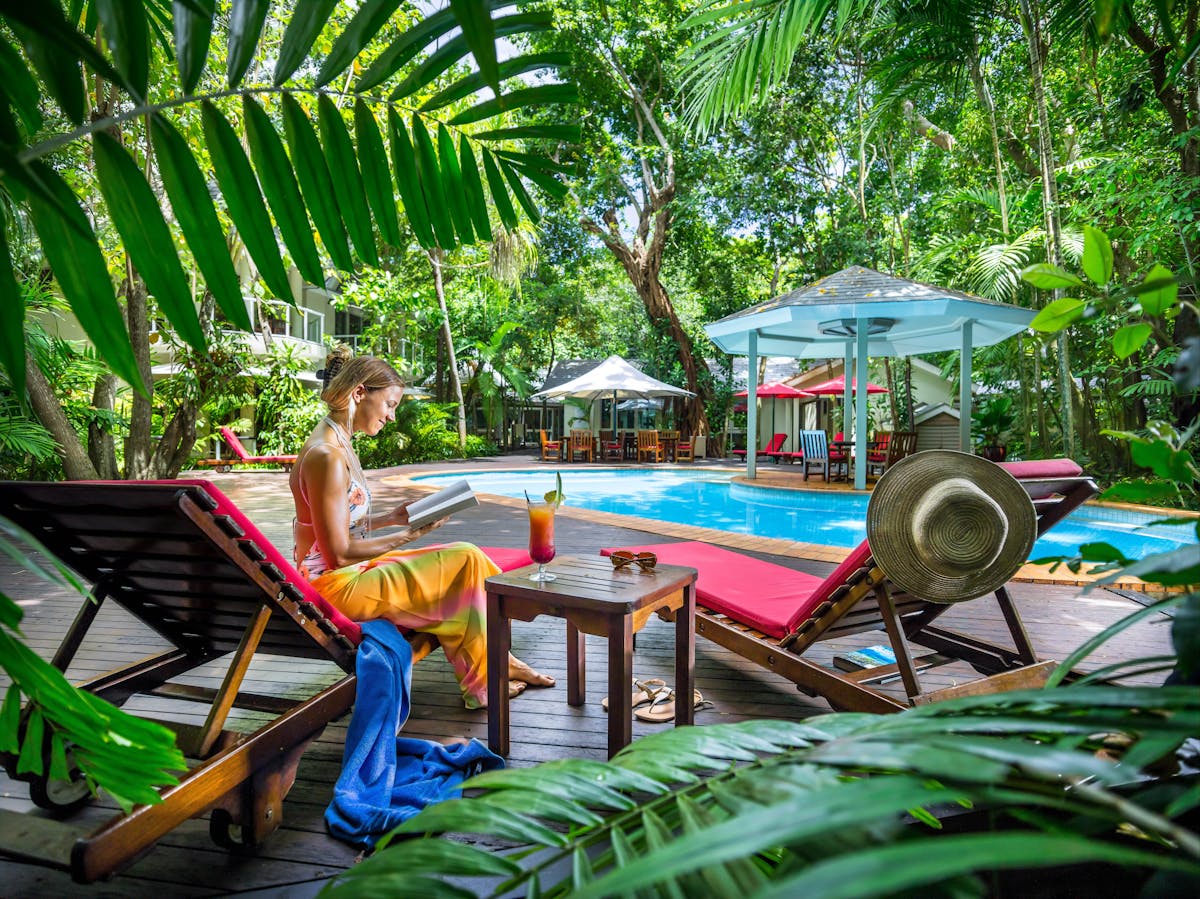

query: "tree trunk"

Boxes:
[1018, 0, 1075, 458]
[965, 42, 1010, 237]
[25, 350, 98, 480]
[429, 249, 467, 446]
[88, 373, 118, 478]
[123, 266, 154, 479]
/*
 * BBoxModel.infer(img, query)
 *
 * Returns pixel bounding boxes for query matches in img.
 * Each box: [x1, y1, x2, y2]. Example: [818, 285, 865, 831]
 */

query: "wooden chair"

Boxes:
[195, 426, 297, 471]
[602, 432, 624, 461]
[659, 429, 680, 462]
[867, 431, 918, 479]
[602, 460, 1099, 713]
[797, 430, 830, 481]
[673, 436, 695, 462]
[539, 429, 561, 462]
[568, 429, 594, 462]
[0, 479, 531, 883]
[636, 429, 663, 462]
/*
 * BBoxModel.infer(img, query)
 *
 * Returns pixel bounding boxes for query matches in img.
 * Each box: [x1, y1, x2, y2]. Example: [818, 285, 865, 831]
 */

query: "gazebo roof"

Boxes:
[706, 266, 1034, 358]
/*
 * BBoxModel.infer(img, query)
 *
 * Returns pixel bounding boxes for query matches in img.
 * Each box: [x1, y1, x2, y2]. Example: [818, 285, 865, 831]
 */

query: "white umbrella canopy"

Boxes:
[531, 355, 695, 403]
[705, 266, 1035, 487]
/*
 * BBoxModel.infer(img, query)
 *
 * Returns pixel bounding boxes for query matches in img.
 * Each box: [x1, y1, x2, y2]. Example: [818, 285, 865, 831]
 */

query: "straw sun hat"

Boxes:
[865, 450, 1036, 604]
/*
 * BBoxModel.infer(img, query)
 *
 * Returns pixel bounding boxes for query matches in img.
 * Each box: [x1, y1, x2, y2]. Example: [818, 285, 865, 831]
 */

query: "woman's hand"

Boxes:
[390, 500, 415, 528]
[391, 515, 448, 549]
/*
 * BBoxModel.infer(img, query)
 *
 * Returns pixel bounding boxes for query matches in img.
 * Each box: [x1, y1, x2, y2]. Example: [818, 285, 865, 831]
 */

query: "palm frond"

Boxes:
[0, 3, 580, 394]
[321, 682, 1200, 898]
[679, 0, 877, 135]
[965, 227, 1045, 302]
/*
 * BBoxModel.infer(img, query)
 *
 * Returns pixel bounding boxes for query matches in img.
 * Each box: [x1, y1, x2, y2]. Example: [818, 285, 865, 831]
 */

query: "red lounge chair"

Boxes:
[197, 426, 298, 471]
[602, 459, 1097, 713]
[732, 432, 787, 462]
[0, 479, 529, 883]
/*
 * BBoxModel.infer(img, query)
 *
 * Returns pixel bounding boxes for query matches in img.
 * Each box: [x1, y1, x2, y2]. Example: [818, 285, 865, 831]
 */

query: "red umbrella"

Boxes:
[802, 375, 888, 395]
[733, 383, 814, 452]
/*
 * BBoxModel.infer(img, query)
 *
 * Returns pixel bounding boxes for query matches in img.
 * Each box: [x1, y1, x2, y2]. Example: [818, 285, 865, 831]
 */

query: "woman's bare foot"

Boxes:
[465, 680, 525, 710]
[509, 654, 555, 688]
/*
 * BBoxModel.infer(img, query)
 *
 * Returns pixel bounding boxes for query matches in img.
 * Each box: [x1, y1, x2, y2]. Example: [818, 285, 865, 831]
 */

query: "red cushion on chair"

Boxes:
[600, 540, 873, 639]
[998, 458, 1083, 479]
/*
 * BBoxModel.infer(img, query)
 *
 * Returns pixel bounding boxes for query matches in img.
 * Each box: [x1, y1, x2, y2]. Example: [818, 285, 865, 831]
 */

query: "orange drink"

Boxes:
[527, 500, 557, 582]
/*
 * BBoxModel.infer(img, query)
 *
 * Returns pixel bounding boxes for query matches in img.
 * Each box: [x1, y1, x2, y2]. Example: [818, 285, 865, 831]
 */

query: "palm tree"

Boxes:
[0, 2, 578, 404]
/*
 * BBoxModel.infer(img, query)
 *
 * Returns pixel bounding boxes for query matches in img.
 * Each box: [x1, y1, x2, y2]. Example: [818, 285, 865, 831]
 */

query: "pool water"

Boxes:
[412, 468, 1198, 561]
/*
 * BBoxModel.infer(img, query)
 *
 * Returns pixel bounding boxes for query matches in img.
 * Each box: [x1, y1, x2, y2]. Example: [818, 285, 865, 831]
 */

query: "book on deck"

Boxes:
[833, 644, 897, 672]
[406, 480, 478, 530]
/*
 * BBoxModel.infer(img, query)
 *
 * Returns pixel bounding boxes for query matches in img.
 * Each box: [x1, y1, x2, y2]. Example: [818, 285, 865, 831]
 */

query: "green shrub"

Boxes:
[356, 401, 498, 468]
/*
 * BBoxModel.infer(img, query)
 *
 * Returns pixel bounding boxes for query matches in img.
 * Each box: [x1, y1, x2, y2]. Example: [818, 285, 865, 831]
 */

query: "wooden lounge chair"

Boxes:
[732, 432, 787, 462]
[568, 429, 594, 462]
[0, 479, 531, 883]
[602, 459, 1098, 714]
[636, 429, 663, 463]
[539, 429, 561, 462]
[196, 426, 298, 472]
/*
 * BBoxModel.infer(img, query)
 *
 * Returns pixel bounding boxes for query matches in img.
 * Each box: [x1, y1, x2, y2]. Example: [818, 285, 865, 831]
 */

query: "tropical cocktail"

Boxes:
[527, 500, 557, 582]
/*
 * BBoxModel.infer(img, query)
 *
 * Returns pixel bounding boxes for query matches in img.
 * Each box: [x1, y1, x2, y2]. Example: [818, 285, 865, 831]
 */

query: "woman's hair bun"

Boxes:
[320, 345, 353, 388]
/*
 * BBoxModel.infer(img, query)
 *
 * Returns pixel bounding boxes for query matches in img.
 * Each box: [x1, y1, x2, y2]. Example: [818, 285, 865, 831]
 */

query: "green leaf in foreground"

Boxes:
[1112, 323, 1152, 359]
[1021, 262, 1085, 290]
[1081, 224, 1113, 286]
[1029, 297, 1085, 332]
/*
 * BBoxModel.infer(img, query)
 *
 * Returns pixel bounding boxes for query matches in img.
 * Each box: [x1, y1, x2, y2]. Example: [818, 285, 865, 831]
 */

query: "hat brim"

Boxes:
[866, 450, 1036, 604]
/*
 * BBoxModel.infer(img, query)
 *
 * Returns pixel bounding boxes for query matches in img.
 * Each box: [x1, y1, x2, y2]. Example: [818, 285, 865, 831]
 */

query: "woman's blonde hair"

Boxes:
[320, 346, 404, 412]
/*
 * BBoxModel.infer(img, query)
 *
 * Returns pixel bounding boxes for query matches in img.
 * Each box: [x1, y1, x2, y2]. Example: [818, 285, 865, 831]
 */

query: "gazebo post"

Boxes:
[841, 344, 853, 438]
[747, 330, 758, 479]
[854, 324, 869, 491]
[960, 320, 973, 452]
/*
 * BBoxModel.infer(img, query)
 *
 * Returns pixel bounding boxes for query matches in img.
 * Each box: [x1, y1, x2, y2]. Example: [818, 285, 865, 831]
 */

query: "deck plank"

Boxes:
[0, 463, 1174, 897]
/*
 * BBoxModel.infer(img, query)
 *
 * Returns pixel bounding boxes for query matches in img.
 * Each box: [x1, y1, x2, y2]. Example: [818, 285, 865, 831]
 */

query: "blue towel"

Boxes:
[325, 619, 504, 847]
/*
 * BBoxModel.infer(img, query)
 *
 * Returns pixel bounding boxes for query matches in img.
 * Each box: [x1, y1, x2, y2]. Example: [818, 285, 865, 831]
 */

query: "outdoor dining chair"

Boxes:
[673, 436, 695, 462]
[797, 430, 830, 480]
[636, 429, 663, 462]
[568, 429, 594, 462]
[867, 431, 918, 479]
[539, 429, 561, 462]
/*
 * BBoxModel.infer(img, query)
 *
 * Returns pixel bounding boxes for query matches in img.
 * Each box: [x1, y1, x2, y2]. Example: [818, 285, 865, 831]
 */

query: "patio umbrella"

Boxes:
[733, 382, 813, 453]
[704, 266, 1035, 488]
[530, 355, 694, 441]
[803, 375, 888, 438]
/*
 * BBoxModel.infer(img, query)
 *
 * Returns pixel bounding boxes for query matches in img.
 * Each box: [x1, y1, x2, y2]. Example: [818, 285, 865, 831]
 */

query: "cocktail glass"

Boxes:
[527, 500, 557, 582]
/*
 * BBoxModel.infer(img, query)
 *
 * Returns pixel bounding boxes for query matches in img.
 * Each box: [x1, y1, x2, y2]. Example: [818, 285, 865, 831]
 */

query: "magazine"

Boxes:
[832, 644, 897, 672]
[405, 479, 478, 529]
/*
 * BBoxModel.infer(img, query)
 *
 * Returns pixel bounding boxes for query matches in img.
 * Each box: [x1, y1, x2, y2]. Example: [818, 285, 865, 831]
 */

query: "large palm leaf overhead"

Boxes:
[0, 1, 579, 395]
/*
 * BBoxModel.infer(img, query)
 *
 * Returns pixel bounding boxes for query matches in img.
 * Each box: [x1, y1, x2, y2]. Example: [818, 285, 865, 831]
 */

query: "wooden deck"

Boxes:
[0, 460, 1174, 898]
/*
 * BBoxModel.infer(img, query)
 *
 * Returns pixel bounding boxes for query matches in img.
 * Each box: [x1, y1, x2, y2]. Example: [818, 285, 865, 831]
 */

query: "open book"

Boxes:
[405, 479, 478, 530]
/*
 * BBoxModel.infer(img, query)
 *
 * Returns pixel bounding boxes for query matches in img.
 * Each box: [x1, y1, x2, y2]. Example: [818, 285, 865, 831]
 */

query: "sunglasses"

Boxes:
[610, 550, 657, 572]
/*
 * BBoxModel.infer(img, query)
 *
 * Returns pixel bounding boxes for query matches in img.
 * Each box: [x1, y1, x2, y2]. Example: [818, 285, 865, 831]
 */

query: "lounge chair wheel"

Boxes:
[209, 808, 261, 855]
[27, 738, 92, 813]
[220, 464, 232, 473]
[29, 768, 93, 813]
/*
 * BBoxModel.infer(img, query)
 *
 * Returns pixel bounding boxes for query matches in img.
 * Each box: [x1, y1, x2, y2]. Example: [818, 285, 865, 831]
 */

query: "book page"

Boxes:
[406, 480, 478, 529]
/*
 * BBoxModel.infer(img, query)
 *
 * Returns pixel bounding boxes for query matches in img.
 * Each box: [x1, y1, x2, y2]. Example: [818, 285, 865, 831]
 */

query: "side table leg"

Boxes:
[486, 591, 511, 757]
[607, 615, 634, 759]
[675, 582, 696, 727]
[567, 622, 585, 706]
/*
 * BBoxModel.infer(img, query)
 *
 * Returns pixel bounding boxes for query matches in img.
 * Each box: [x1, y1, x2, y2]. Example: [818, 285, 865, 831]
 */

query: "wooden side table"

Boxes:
[486, 556, 697, 759]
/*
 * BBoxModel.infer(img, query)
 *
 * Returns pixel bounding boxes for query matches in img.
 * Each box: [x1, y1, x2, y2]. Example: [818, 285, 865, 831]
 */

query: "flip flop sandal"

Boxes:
[601, 677, 667, 713]
[634, 689, 713, 723]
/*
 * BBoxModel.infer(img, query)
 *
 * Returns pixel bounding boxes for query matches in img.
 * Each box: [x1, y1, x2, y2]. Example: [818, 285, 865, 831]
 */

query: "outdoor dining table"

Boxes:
[829, 440, 854, 481]
[659, 431, 680, 462]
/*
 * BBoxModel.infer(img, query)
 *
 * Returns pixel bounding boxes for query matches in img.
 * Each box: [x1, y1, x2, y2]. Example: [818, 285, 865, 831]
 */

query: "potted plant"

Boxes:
[971, 395, 1016, 462]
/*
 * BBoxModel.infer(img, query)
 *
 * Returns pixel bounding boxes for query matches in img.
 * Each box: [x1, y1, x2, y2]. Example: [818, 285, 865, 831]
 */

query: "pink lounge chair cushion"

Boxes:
[998, 458, 1082, 479]
[599, 540, 874, 639]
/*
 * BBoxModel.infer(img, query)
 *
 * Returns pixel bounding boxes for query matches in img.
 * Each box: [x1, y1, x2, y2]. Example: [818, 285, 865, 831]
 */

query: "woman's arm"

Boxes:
[304, 447, 445, 568]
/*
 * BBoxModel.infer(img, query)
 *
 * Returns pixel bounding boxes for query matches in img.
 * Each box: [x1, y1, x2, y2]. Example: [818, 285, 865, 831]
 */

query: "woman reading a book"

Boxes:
[291, 348, 554, 708]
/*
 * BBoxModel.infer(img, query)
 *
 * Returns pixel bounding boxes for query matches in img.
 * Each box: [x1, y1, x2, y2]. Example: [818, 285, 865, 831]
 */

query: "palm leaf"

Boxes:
[280, 94, 354, 272]
[317, 95, 379, 267]
[91, 131, 204, 352]
[448, 0, 499, 93]
[200, 101, 294, 300]
[0, 34, 42, 134]
[354, 4, 457, 93]
[387, 109, 436, 249]
[225, 0, 269, 87]
[437, 123, 475, 245]
[273, 0, 338, 85]
[316, 0, 404, 88]
[410, 114, 458, 249]
[353, 100, 402, 246]
[0, 207, 25, 399]
[242, 96, 325, 286]
[95, 0, 149, 99]
[171, 0, 213, 94]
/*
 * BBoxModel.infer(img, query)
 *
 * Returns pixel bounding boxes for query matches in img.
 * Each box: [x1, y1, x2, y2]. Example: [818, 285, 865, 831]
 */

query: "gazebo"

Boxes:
[705, 266, 1035, 488]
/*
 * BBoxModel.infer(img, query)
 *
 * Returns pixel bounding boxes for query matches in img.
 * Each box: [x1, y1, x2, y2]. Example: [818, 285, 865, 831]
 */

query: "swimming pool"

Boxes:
[412, 468, 1200, 561]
